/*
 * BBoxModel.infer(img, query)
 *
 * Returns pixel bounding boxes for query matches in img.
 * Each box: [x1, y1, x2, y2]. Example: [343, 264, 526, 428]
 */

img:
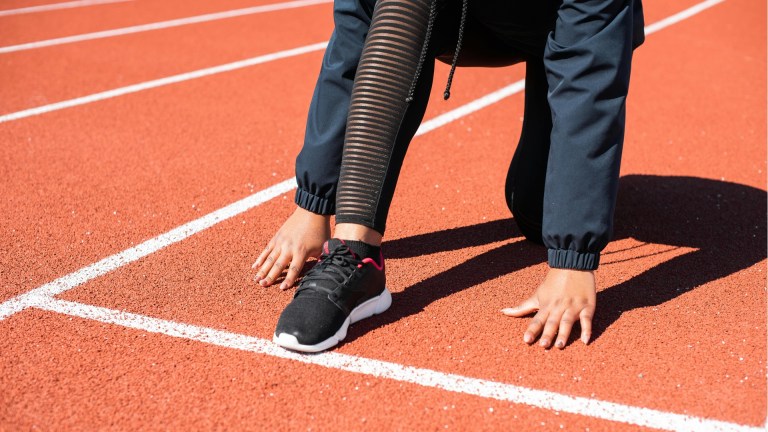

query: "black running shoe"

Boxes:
[273, 239, 391, 352]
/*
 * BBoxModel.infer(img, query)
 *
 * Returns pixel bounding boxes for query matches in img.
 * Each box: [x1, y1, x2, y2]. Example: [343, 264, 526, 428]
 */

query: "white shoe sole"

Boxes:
[273, 287, 392, 353]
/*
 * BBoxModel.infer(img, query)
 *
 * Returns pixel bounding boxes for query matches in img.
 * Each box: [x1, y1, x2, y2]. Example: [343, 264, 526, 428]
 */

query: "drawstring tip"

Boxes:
[443, 91, 451, 100]
[405, 96, 413, 103]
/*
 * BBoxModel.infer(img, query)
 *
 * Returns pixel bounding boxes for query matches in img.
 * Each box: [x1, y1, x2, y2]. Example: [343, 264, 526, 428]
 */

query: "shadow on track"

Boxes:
[344, 175, 767, 345]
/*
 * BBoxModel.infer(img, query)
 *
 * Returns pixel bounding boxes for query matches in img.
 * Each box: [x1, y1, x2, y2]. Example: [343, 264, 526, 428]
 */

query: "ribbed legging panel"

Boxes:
[335, 0, 434, 234]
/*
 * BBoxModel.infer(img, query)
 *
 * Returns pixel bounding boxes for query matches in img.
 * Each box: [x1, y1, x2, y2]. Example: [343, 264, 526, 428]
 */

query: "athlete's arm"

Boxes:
[506, 0, 643, 348]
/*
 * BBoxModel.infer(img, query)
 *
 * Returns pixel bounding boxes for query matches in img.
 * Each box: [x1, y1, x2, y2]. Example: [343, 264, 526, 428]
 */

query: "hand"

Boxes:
[252, 207, 331, 289]
[502, 268, 596, 349]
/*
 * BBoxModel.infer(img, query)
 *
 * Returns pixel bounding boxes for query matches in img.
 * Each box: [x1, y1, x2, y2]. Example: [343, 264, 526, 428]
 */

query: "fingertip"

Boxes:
[581, 334, 591, 345]
[555, 340, 565, 349]
[523, 333, 532, 344]
[501, 307, 516, 315]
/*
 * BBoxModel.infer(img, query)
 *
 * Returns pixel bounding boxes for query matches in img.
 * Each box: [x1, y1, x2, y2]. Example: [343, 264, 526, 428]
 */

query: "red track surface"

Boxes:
[1, 0, 765, 430]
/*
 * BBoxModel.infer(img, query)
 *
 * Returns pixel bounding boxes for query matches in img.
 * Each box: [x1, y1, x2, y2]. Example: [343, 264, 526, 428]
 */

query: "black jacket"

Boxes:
[295, 0, 645, 270]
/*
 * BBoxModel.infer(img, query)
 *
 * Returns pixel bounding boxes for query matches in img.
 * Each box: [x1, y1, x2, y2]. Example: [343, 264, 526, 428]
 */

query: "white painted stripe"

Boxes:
[31, 298, 764, 432]
[644, 0, 725, 36]
[415, 79, 525, 136]
[0, 0, 130, 16]
[0, 0, 724, 125]
[0, 41, 328, 124]
[0, 0, 128, 16]
[0, 178, 298, 321]
[0, 81, 528, 321]
[0, 0, 332, 54]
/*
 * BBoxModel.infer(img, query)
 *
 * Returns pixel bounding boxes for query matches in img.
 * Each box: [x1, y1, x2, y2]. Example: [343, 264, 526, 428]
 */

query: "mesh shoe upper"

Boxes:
[274, 239, 386, 346]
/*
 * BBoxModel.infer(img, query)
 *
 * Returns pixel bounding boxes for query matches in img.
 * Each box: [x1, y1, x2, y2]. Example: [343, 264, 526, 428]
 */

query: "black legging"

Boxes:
[335, 0, 557, 238]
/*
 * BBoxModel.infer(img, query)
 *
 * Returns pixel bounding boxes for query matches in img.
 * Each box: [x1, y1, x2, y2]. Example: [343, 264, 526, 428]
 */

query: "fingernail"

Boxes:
[582, 335, 590, 345]
[523, 334, 532, 343]
[501, 308, 514, 314]
[539, 339, 549, 347]
[556, 340, 565, 349]
[280, 283, 286, 290]
[259, 280, 267, 287]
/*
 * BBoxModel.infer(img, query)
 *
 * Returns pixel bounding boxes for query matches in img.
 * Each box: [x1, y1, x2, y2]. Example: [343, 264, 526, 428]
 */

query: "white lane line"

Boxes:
[0, 0, 726, 125]
[644, 0, 725, 35]
[0, 0, 130, 17]
[0, 0, 332, 54]
[0, 41, 328, 124]
[0, 80, 528, 321]
[29, 297, 763, 432]
[0, 178, 298, 321]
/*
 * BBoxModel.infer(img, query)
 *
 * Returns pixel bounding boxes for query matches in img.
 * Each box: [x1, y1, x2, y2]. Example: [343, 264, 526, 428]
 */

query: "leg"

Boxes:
[334, 0, 448, 241]
[275, 0, 455, 353]
[255, 0, 377, 289]
[505, 58, 552, 245]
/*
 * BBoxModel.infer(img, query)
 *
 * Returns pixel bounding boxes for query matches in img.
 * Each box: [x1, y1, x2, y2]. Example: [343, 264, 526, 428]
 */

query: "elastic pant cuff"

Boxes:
[548, 249, 600, 271]
[295, 188, 335, 215]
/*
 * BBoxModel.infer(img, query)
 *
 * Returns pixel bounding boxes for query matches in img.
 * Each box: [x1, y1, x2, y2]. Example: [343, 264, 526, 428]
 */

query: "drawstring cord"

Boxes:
[405, 0, 437, 104]
[405, 0, 468, 104]
[443, 0, 467, 100]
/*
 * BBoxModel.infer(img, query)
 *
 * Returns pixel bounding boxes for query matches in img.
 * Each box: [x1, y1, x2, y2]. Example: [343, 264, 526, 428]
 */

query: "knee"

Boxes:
[509, 201, 544, 246]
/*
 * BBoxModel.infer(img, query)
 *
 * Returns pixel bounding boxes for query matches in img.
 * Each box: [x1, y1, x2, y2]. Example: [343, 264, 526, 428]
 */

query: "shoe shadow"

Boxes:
[343, 175, 766, 346]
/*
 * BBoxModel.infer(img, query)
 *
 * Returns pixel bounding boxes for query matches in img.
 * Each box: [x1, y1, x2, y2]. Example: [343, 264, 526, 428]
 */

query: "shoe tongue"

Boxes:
[325, 238, 345, 252]
[297, 239, 354, 298]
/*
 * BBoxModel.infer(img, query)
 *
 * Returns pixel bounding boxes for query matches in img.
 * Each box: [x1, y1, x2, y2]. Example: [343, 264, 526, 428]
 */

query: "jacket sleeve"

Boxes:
[294, 0, 375, 215]
[542, 0, 644, 270]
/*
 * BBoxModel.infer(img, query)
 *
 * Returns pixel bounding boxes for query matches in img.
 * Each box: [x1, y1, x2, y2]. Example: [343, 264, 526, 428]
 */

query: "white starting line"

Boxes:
[24, 296, 760, 432]
[2, 0, 762, 431]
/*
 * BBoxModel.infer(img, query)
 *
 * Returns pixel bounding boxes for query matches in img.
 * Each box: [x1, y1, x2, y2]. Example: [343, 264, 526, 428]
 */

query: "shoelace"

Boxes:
[296, 245, 360, 296]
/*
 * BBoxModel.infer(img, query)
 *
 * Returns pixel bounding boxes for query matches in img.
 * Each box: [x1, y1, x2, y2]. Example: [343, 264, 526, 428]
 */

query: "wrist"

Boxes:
[547, 248, 600, 270]
[295, 206, 331, 221]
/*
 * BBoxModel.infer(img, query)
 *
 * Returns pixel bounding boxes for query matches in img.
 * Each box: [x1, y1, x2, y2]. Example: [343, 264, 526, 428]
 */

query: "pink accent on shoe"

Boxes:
[361, 252, 385, 271]
[337, 239, 359, 259]
[323, 242, 329, 254]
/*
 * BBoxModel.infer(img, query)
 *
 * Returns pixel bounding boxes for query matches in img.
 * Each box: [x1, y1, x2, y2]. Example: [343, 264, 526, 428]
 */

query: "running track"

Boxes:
[0, 0, 765, 430]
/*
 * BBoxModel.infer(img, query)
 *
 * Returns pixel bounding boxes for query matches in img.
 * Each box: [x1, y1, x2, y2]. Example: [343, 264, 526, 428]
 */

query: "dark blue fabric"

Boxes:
[294, 0, 645, 270]
[541, 0, 643, 270]
[294, 0, 376, 215]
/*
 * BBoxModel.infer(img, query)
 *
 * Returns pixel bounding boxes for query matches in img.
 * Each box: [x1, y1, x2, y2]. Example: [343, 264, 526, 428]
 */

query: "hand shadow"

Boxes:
[592, 175, 766, 340]
[344, 175, 766, 345]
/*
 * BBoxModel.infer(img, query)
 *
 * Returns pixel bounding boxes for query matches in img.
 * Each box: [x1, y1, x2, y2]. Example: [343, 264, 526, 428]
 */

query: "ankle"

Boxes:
[341, 240, 382, 262]
[334, 223, 382, 246]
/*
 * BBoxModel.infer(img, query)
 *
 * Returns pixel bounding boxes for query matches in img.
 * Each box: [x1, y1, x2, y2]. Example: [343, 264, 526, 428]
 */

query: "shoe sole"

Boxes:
[273, 287, 392, 353]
